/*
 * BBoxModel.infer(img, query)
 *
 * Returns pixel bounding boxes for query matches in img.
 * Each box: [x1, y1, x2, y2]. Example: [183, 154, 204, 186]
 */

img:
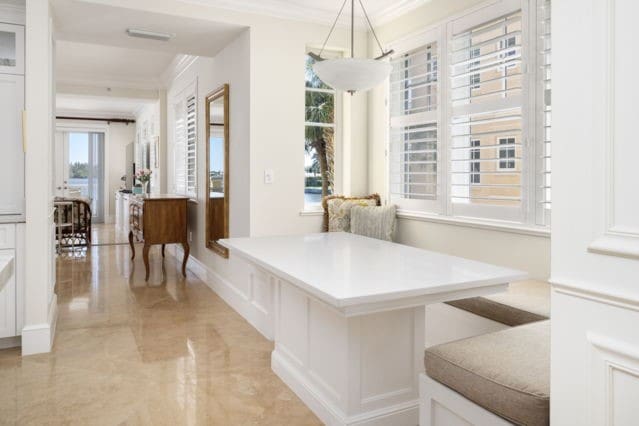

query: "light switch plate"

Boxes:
[264, 169, 274, 184]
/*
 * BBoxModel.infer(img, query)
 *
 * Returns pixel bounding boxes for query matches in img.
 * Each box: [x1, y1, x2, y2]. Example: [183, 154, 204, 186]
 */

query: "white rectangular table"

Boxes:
[221, 233, 526, 426]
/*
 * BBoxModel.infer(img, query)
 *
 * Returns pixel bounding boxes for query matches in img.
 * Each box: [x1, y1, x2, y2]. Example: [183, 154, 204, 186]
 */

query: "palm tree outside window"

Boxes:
[304, 53, 339, 209]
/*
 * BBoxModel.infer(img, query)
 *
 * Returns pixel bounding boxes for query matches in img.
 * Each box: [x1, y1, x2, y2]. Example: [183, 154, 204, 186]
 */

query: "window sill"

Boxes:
[396, 210, 551, 238]
[299, 210, 324, 217]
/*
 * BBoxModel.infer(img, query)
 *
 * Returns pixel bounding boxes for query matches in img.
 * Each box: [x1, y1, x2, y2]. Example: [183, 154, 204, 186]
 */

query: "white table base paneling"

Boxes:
[273, 278, 424, 426]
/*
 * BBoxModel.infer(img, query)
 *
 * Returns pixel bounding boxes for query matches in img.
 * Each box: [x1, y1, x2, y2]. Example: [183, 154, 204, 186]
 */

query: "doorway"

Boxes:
[55, 130, 106, 223]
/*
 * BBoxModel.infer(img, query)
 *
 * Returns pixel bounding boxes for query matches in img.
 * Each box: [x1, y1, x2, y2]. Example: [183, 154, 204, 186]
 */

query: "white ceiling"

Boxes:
[180, 0, 431, 26]
[51, 0, 247, 57]
[56, 94, 155, 119]
[56, 41, 175, 90]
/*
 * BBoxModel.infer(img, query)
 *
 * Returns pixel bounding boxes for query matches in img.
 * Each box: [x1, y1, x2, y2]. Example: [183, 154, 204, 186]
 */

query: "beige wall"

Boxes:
[368, 0, 551, 280]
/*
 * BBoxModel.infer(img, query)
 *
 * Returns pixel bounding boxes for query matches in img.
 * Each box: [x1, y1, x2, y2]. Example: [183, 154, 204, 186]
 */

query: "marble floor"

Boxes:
[0, 237, 321, 425]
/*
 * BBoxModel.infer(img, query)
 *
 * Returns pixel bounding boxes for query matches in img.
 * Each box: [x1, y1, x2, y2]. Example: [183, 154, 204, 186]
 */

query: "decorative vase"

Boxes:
[144, 181, 150, 195]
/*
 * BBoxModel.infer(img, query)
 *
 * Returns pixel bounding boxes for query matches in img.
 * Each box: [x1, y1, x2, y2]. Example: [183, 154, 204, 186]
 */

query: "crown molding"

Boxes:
[160, 54, 199, 87]
[177, 0, 430, 28]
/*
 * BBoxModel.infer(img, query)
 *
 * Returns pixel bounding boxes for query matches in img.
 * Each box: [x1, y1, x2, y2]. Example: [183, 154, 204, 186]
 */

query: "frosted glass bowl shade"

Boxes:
[312, 58, 392, 93]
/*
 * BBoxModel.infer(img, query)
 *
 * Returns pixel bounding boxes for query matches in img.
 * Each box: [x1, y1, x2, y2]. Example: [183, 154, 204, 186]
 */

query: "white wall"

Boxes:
[366, 0, 551, 280]
[551, 0, 639, 424]
[23, 0, 57, 355]
[92, 0, 369, 238]
[166, 31, 251, 267]
[134, 101, 161, 194]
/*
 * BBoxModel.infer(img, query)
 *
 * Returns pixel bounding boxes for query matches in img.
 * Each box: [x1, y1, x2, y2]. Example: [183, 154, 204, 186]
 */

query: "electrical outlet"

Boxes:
[189, 231, 193, 242]
[264, 169, 274, 184]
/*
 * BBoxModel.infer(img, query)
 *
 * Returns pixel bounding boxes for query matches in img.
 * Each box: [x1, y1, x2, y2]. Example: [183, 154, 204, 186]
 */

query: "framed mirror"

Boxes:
[205, 84, 230, 257]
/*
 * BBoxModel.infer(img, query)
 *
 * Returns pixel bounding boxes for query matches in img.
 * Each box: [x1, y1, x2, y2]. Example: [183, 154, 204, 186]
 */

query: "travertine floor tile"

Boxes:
[0, 232, 321, 425]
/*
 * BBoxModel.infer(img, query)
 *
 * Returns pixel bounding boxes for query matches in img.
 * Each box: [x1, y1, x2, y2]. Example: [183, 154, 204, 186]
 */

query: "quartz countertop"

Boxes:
[220, 232, 528, 308]
[0, 254, 14, 293]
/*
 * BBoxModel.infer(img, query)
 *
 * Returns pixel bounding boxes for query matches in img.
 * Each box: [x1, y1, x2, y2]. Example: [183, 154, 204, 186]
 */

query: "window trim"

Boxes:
[385, 0, 550, 229]
[171, 78, 198, 199]
[303, 49, 345, 212]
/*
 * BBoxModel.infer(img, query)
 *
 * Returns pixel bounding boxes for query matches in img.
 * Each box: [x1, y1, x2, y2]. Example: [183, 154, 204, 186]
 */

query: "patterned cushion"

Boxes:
[350, 205, 397, 241]
[327, 198, 378, 232]
[322, 194, 381, 232]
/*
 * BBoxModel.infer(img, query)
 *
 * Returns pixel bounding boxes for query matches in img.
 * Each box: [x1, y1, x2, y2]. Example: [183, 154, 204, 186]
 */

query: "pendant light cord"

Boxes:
[317, 0, 389, 59]
[358, 0, 386, 55]
[319, 0, 349, 58]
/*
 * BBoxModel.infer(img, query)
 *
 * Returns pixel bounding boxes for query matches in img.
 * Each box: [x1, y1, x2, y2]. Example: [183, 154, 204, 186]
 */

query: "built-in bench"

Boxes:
[446, 280, 550, 326]
[420, 320, 550, 426]
[425, 280, 550, 347]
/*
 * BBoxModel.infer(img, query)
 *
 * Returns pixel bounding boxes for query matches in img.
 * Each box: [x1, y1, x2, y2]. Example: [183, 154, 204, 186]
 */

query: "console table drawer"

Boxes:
[0, 225, 15, 249]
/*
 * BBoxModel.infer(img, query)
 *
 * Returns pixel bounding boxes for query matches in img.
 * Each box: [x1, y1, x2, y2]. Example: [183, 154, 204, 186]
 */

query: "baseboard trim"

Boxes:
[551, 279, 639, 313]
[173, 246, 274, 340]
[273, 350, 419, 426]
[21, 293, 58, 355]
[0, 336, 21, 350]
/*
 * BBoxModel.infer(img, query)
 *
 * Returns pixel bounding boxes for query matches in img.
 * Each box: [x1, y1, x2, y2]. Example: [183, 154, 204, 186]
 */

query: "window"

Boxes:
[173, 82, 197, 197]
[498, 137, 516, 169]
[537, 0, 552, 225]
[304, 52, 338, 210]
[389, 41, 440, 212]
[388, 0, 551, 227]
[450, 9, 523, 215]
[470, 139, 481, 183]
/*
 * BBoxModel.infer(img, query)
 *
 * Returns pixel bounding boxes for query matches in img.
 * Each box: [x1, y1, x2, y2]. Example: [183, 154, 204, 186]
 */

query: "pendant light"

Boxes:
[310, 0, 394, 94]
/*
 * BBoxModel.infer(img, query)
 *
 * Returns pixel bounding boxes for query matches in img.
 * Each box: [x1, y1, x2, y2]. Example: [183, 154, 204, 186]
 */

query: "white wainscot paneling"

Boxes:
[272, 279, 423, 425]
[276, 282, 308, 367]
[588, 333, 639, 426]
[589, 0, 639, 259]
[180, 250, 275, 340]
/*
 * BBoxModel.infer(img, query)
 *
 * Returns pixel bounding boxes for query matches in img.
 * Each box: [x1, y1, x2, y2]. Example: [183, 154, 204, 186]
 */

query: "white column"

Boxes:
[22, 0, 57, 355]
[552, 0, 639, 424]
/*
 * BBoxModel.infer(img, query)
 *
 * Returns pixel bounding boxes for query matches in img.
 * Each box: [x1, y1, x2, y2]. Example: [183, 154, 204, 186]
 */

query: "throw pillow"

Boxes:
[350, 205, 397, 241]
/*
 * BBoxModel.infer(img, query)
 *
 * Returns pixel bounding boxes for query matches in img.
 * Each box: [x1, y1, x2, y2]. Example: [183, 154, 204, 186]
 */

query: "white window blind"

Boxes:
[172, 86, 197, 197]
[389, 42, 440, 212]
[449, 9, 524, 219]
[536, 0, 552, 225]
[186, 94, 197, 195]
[173, 98, 187, 195]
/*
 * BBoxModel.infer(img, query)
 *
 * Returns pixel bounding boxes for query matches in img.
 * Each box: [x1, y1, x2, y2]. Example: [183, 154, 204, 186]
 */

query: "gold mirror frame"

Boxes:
[205, 84, 230, 258]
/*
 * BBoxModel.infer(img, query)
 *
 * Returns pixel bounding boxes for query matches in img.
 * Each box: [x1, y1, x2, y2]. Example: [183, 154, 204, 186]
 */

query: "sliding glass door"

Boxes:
[57, 131, 105, 223]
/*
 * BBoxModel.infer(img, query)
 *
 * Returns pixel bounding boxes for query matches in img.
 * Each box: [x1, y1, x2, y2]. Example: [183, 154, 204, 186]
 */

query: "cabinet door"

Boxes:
[0, 250, 16, 338]
[0, 74, 25, 215]
[0, 23, 24, 75]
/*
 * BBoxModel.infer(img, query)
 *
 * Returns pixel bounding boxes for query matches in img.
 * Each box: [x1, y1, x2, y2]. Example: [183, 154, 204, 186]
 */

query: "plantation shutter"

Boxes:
[449, 4, 524, 221]
[173, 99, 187, 195]
[389, 41, 440, 213]
[536, 0, 552, 225]
[186, 94, 197, 196]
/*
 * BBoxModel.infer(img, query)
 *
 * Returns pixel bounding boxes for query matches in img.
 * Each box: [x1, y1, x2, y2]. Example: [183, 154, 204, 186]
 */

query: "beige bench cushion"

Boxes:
[424, 320, 550, 426]
[446, 280, 550, 326]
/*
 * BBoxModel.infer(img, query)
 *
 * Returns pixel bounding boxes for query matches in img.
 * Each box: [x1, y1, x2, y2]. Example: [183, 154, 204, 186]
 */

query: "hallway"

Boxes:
[0, 241, 320, 425]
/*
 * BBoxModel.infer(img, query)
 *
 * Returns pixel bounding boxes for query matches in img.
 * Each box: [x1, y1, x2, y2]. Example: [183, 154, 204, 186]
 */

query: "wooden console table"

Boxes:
[128, 194, 190, 280]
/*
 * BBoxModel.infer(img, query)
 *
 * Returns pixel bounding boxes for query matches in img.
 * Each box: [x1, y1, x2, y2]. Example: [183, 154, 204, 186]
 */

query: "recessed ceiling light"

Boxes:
[126, 28, 174, 42]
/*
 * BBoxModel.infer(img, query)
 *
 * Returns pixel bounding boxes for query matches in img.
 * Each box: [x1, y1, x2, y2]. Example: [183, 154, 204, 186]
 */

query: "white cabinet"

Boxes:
[115, 192, 130, 232]
[0, 23, 24, 75]
[0, 73, 24, 215]
[0, 249, 15, 338]
[0, 223, 22, 343]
